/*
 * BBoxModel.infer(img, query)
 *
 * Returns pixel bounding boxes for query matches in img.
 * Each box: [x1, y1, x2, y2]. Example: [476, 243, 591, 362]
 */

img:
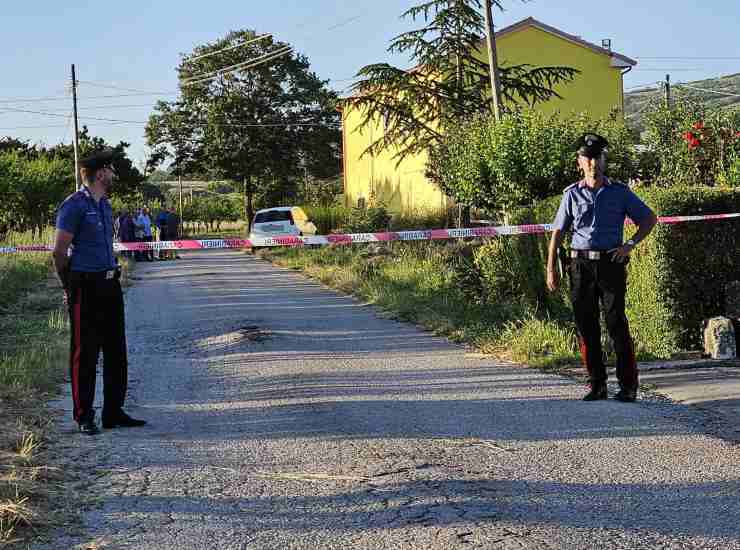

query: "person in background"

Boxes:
[166, 206, 181, 259]
[155, 207, 171, 260]
[135, 207, 154, 261]
[117, 208, 134, 258]
[113, 210, 122, 241]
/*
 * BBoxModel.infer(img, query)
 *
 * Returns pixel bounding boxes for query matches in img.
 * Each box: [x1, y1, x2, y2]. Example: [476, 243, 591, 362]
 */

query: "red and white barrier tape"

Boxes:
[1, 212, 738, 255]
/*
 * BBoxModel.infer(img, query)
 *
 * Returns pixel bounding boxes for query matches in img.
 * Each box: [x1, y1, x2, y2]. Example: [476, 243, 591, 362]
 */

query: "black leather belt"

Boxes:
[570, 249, 610, 260]
[70, 268, 121, 281]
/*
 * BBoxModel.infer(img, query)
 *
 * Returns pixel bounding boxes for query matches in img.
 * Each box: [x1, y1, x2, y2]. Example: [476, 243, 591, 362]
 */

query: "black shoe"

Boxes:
[583, 385, 608, 401]
[614, 389, 637, 402]
[102, 412, 147, 429]
[78, 417, 99, 435]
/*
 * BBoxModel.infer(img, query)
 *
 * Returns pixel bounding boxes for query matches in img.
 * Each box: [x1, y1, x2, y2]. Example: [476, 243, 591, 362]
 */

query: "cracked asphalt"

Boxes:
[38, 250, 740, 549]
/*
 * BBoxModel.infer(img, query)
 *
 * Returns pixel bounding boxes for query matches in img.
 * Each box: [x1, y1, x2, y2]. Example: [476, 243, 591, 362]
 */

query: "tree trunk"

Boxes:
[243, 175, 255, 230]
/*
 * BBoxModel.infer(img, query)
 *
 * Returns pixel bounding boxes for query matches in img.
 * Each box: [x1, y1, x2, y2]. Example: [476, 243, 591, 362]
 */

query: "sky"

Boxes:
[2, 0, 739, 168]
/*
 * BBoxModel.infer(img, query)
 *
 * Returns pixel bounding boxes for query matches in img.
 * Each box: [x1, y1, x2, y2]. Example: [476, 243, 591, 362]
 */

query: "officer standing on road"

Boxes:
[52, 149, 147, 434]
[546, 134, 658, 402]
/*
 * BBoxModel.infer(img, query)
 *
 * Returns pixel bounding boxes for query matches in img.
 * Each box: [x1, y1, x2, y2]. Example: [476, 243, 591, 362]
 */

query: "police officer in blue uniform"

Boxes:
[53, 149, 146, 434]
[546, 134, 658, 402]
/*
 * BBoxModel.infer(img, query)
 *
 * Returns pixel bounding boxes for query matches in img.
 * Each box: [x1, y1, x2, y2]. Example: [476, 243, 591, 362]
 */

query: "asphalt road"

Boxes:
[40, 250, 740, 550]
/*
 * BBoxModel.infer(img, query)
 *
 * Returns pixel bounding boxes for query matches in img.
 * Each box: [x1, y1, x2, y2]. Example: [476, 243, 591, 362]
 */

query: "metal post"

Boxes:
[665, 74, 671, 108]
[71, 64, 81, 191]
[483, 1, 503, 121]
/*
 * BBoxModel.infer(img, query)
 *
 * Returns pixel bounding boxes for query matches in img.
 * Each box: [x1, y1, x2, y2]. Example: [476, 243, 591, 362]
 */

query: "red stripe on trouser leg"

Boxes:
[71, 289, 82, 421]
[578, 337, 593, 377]
[623, 337, 638, 390]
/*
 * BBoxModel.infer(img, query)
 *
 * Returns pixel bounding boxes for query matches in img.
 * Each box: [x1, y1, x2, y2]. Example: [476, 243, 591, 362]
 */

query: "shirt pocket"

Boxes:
[79, 211, 102, 240]
[599, 201, 625, 228]
[573, 201, 593, 229]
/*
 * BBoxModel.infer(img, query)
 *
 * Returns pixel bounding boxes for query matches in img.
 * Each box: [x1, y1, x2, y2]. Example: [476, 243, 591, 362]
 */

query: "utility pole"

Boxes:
[71, 64, 81, 191]
[664, 74, 671, 108]
[483, 0, 503, 121]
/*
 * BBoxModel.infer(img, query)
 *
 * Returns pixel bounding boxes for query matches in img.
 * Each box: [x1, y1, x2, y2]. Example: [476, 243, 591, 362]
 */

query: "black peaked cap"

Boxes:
[80, 148, 115, 170]
[576, 133, 609, 158]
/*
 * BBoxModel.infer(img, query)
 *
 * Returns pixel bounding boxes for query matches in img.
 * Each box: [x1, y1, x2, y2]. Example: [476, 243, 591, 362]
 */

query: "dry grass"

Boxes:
[0, 229, 77, 546]
[0, 412, 53, 545]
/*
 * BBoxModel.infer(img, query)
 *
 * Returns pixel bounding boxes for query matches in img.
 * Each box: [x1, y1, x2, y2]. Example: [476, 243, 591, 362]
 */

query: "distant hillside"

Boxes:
[625, 72, 740, 131]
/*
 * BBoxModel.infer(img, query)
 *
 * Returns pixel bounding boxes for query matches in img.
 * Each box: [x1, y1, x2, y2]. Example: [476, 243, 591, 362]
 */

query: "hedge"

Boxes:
[478, 185, 740, 357]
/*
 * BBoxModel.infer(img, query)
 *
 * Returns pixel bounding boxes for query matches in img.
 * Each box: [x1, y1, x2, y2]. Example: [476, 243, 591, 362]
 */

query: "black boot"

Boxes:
[102, 411, 147, 429]
[78, 415, 99, 435]
[614, 388, 637, 402]
[583, 384, 608, 401]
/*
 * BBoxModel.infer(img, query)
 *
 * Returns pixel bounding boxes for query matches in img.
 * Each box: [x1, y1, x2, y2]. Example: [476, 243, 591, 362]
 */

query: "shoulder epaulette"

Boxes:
[61, 190, 85, 204]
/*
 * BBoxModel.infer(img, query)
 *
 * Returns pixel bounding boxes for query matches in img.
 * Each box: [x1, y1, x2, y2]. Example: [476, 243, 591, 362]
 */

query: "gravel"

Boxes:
[35, 250, 740, 550]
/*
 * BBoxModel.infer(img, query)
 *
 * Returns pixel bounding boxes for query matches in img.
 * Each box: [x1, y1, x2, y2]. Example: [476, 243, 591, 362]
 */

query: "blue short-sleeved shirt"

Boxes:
[135, 213, 153, 237]
[56, 187, 116, 272]
[155, 211, 169, 229]
[552, 178, 654, 250]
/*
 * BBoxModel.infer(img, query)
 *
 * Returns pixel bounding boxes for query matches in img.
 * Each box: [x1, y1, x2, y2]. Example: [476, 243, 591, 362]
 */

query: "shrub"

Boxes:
[642, 97, 740, 186]
[480, 185, 740, 357]
[630, 186, 740, 351]
[339, 205, 392, 233]
[428, 109, 635, 213]
[302, 205, 351, 234]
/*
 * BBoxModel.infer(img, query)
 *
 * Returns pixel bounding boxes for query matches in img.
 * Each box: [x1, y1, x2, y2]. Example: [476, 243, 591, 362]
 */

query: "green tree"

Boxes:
[46, 126, 145, 199]
[0, 151, 73, 236]
[146, 30, 341, 226]
[350, 0, 579, 163]
[429, 109, 635, 213]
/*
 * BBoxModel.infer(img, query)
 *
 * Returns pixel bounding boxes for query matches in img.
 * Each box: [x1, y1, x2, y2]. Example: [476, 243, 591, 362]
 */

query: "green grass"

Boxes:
[0, 230, 54, 311]
[261, 241, 581, 369]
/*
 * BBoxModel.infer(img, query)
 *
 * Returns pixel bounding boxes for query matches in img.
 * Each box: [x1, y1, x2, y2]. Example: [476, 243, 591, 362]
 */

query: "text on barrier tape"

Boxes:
[1, 212, 738, 254]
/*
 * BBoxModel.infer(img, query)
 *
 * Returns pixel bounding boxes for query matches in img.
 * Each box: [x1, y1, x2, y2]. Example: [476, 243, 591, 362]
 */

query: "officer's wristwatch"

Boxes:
[625, 239, 636, 248]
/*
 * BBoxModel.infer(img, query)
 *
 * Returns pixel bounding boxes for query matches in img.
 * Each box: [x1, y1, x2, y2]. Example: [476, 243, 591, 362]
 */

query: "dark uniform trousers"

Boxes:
[568, 257, 638, 391]
[68, 273, 128, 422]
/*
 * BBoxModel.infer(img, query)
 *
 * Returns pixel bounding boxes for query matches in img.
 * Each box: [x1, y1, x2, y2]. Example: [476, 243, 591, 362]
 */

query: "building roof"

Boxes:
[494, 17, 637, 68]
[339, 16, 637, 104]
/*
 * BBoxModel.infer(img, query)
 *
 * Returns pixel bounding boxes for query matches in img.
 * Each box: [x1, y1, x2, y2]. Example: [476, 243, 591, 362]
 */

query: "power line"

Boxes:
[625, 83, 660, 92]
[0, 94, 70, 104]
[636, 56, 740, 60]
[325, 14, 364, 31]
[181, 46, 293, 85]
[1, 104, 336, 128]
[0, 91, 180, 104]
[33, 104, 160, 113]
[185, 33, 273, 63]
[76, 80, 174, 95]
[633, 68, 704, 72]
[0, 124, 68, 130]
[675, 83, 740, 98]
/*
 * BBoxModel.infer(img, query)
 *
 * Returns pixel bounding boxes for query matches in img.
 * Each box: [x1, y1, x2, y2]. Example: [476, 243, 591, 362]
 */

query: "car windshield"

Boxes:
[254, 210, 292, 223]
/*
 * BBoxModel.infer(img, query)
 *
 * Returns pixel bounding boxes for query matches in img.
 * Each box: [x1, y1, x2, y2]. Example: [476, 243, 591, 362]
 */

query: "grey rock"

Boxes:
[703, 316, 737, 359]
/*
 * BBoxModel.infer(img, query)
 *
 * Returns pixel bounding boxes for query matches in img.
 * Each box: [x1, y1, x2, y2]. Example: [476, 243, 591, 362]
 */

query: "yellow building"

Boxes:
[340, 17, 637, 214]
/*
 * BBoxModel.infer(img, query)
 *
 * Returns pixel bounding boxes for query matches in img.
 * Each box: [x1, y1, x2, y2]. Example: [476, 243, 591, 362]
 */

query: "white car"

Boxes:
[249, 206, 317, 248]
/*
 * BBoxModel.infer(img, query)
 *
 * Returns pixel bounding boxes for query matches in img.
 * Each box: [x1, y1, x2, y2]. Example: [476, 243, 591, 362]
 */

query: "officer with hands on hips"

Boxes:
[546, 134, 658, 402]
[53, 148, 147, 435]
